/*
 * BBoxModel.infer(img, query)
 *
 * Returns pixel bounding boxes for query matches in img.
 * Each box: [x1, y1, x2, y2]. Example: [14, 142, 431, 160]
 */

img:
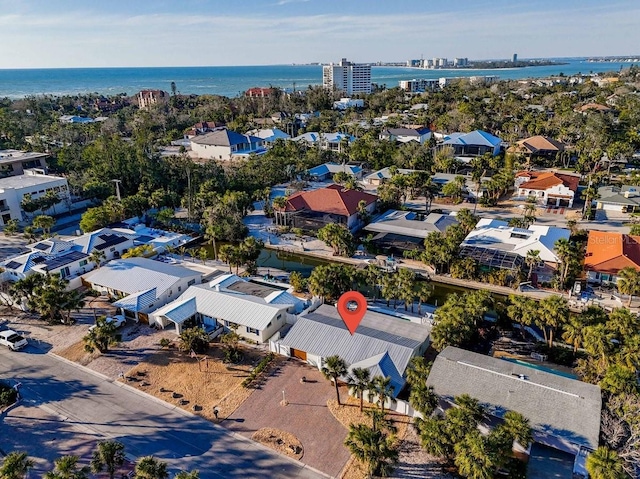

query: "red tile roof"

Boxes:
[584, 231, 640, 274]
[284, 184, 377, 217]
[516, 171, 579, 192]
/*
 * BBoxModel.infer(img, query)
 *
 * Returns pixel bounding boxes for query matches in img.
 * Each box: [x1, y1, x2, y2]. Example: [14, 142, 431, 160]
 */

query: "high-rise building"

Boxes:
[513, 53, 518, 63]
[323, 58, 372, 95]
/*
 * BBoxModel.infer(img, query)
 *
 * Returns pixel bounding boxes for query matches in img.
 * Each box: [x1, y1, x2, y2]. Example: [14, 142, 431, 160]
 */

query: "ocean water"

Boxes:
[0, 59, 634, 99]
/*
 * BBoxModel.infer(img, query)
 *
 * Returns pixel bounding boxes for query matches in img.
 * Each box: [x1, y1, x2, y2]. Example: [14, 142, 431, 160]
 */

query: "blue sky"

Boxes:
[0, 0, 637, 68]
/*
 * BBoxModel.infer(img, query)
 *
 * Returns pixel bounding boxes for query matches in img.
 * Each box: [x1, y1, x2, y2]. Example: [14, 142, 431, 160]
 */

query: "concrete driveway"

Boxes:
[0, 346, 326, 479]
[226, 359, 351, 478]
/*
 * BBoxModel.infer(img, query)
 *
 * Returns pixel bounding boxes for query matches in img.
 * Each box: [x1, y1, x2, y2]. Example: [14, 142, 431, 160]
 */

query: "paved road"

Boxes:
[0, 347, 328, 479]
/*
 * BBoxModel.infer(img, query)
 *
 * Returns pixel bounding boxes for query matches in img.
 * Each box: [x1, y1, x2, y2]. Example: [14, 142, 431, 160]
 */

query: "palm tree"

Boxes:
[453, 431, 495, 479]
[554, 238, 575, 289]
[586, 447, 626, 479]
[616, 267, 640, 307]
[414, 281, 433, 316]
[32, 214, 55, 237]
[44, 455, 90, 479]
[525, 249, 541, 281]
[0, 452, 35, 479]
[372, 375, 394, 414]
[322, 355, 348, 405]
[562, 316, 588, 353]
[134, 456, 168, 479]
[89, 250, 106, 269]
[409, 383, 439, 417]
[344, 424, 399, 478]
[538, 295, 569, 347]
[350, 367, 371, 412]
[501, 410, 532, 449]
[90, 440, 125, 479]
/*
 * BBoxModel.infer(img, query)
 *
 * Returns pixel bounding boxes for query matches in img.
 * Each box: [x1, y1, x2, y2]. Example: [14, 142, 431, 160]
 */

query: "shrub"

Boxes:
[179, 327, 210, 354]
[159, 338, 172, 349]
[242, 353, 275, 388]
[0, 381, 17, 407]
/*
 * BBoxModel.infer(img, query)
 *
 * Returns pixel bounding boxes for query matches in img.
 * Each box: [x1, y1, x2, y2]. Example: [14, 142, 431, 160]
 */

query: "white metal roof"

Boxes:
[157, 284, 292, 330]
[82, 257, 200, 295]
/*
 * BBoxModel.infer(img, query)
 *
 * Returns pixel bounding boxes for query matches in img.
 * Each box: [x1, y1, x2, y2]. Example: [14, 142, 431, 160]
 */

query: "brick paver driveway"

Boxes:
[226, 359, 350, 478]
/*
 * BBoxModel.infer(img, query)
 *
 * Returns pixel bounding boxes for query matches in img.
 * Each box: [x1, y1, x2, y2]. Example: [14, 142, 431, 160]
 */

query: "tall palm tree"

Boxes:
[554, 238, 575, 289]
[44, 455, 90, 479]
[350, 367, 371, 412]
[616, 267, 640, 307]
[414, 281, 433, 316]
[372, 375, 394, 414]
[90, 440, 125, 479]
[562, 316, 588, 353]
[501, 410, 532, 449]
[344, 424, 399, 478]
[134, 456, 168, 479]
[538, 295, 569, 347]
[586, 447, 626, 479]
[0, 452, 35, 479]
[525, 249, 541, 281]
[409, 383, 439, 417]
[322, 355, 348, 405]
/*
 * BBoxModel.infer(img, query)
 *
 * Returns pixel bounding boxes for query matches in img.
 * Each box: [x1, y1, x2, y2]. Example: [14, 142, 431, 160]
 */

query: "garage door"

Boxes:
[291, 348, 307, 361]
[138, 312, 149, 324]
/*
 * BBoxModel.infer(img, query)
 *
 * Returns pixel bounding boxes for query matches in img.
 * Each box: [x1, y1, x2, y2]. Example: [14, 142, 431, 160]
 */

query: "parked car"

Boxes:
[89, 315, 126, 331]
[0, 330, 28, 351]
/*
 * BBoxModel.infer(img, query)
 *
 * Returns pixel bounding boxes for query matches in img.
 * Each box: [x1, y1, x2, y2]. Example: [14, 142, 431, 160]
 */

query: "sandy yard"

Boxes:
[121, 342, 267, 421]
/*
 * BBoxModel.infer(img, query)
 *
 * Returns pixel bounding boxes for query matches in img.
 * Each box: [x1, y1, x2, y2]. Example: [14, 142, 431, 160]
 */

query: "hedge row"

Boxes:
[242, 353, 276, 388]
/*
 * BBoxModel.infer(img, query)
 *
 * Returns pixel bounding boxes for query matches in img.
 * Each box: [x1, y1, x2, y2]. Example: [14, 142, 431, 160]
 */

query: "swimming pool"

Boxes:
[501, 357, 577, 379]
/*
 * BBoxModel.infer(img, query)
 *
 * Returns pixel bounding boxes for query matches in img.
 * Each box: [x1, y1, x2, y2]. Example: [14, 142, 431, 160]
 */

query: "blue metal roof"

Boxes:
[113, 287, 157, 312]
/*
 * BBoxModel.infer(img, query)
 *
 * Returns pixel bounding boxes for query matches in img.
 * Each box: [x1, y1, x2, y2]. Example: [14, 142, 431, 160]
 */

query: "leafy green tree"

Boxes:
[344, 424, 399, 478]
[288, 271, 306, 293]
[220, 327, 242, 363]
[83, 316, 118, 353]
[586, 447, 626, 479]
[350, 367, 372, 412]
[44, 455, 90, 479]
[134, 456, 168, 479]
[178, 327, 210, 354]
[91, 440, 125, 479]
[32, 214, 55, 236]
[308, 263, 354, 300]
[3, 219, 19, 236]
[0, 451, 35, 479]
[322, 355, 348, 405]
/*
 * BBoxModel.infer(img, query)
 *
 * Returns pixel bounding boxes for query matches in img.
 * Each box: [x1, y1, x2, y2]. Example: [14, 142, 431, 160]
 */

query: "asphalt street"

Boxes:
[0, 346, 328, 478]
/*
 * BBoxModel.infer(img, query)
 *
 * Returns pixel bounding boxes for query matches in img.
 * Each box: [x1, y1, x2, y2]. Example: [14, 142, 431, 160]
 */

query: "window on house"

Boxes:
[246, 327, 259, 335]
[267, 321, 272, 328]
[277, 314, 282, 320]
[79, 260, 87, 267]
[188, 279, 195, 286]
[178, 286, 182, 292]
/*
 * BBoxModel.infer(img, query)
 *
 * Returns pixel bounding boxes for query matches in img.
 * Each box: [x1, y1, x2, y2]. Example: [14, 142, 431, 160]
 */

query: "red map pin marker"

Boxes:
[337, 291, 367, 335]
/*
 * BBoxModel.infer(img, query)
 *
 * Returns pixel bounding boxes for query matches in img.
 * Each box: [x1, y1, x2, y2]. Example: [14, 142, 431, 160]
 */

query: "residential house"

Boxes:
[272, 304, 431, 399]
[306, 163, 363, 182]
[0, 150, 48, 178]
[364, 167, 419, 186]
[150, 274, 306, 339]
[584, 231, 640, 284]
[441, 130, 502, 157]
[291, 132, 354, 152]
[184, 121, 225, 139]
[0, 170, 70, 226]
[379, 127, 432, 144]
[514, 171, 579, 208]
[190, 127, 266, 160]
[274, 184, 377, 232]
[431, 172, 491, 200]
[332, 98, 364, 110]
[70, 228, 135, 261]
[427, 347, 601, 455]
[81, 257, 202, 322]
[364, 210, 458, 252]
[575, 103, 612, 114]
[595, 185, 640, 214]
[245, 87, 277, 98]
[59, 115, 94, 124]
[460, 218, 570, 282]
[136, 90, 168, 109]
[508, 136, 565, 162]
[245, 128, 291, 146]
[398, 78, 439, 92]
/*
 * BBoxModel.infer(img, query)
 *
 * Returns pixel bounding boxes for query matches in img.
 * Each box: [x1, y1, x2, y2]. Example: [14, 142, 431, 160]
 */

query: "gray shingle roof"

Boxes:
[280, 304, 430, 382]
[427, 347, 601, 451]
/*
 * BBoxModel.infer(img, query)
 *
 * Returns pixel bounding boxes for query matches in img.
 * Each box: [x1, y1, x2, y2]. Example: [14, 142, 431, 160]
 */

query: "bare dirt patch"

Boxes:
[122, 343, 264, 420]
[252, 427, 303, 460]
[56, 340, 99, 365]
